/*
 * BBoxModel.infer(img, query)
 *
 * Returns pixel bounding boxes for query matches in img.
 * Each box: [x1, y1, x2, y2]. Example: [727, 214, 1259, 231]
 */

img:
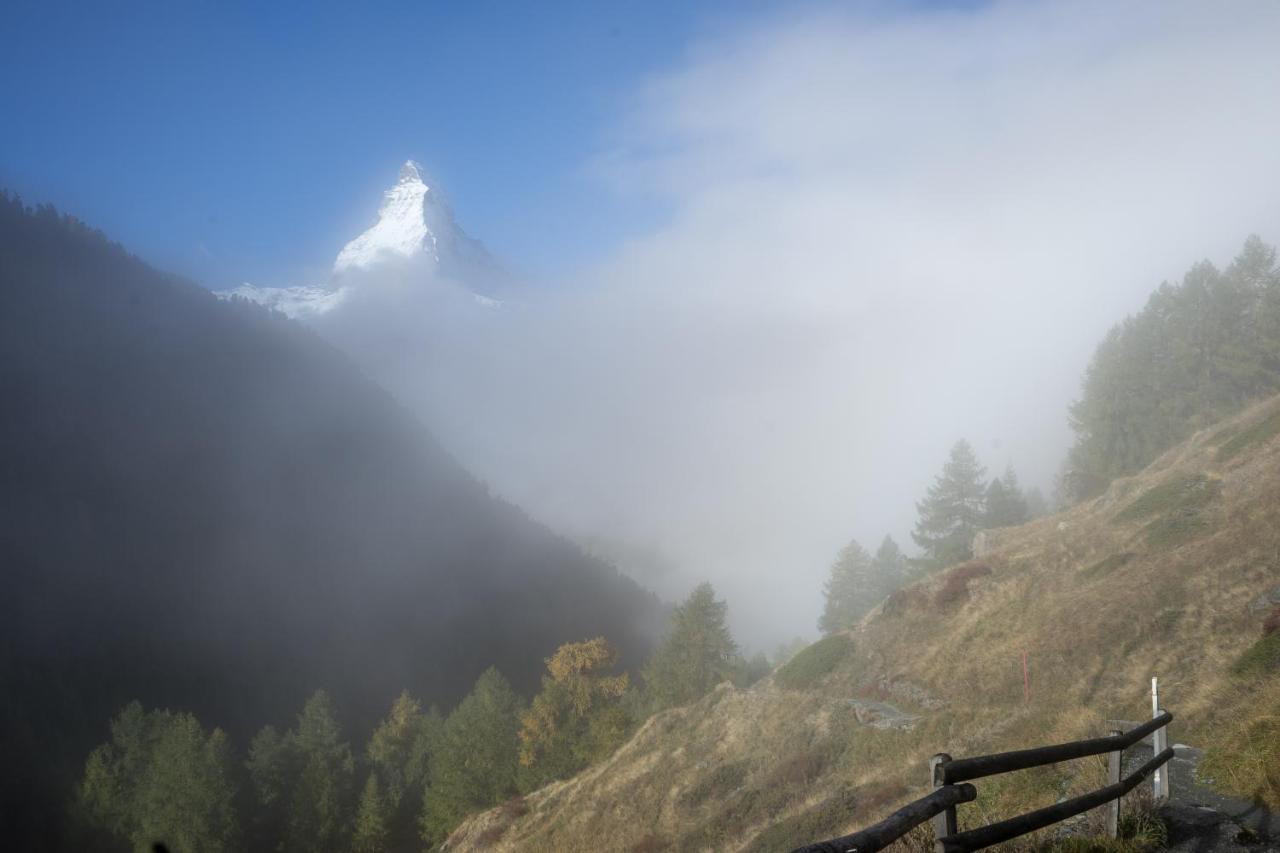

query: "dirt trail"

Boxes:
[1121, 741, 1280, 852]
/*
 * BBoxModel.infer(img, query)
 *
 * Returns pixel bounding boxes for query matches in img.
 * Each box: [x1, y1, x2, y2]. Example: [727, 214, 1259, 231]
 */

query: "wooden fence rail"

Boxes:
[791, 710, 1174, 853]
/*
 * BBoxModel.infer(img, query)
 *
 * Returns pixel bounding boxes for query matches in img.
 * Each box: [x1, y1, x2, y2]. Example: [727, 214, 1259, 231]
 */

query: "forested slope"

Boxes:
[0, 196, 663, 850]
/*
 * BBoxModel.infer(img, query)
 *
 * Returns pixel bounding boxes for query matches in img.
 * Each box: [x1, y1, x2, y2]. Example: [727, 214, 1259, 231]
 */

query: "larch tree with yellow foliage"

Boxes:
[517, 637, 630, 789]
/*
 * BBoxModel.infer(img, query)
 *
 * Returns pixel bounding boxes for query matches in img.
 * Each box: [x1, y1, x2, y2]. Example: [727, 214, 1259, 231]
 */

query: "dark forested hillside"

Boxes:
[0, 196, 662, 849]
[1066, 236, 1280, 498]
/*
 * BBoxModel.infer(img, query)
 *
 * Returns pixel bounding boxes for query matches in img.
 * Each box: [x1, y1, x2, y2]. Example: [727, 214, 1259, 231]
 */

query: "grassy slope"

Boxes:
[445, 397, 1280, 853]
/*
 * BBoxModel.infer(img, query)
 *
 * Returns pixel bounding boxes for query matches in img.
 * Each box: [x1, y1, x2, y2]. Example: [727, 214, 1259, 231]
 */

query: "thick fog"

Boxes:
[309, 0, 1280, 651]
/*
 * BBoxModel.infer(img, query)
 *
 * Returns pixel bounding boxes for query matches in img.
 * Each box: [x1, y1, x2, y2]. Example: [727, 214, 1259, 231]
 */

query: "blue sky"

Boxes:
[1, 0, 797, 288]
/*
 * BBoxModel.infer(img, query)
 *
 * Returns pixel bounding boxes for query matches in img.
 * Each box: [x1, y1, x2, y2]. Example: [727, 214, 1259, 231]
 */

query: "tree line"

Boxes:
[819, 440, 1045, 632]
[1065, 236, 1280, 499]
[74, 583, 762, 852]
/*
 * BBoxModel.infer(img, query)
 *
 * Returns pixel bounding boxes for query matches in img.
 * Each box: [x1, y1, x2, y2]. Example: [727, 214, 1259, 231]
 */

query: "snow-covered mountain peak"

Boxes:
[221, 159, 506, 317]
[334, 161, 437, 274]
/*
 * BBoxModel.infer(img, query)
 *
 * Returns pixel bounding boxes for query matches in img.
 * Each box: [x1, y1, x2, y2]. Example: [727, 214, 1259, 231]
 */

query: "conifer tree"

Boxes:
[912, 439, 986, 569]
[284, 690, 355, 853]
[78, 703, 239, 853]
[352, 773, 390, 853]
[982, 466, 1030, 529]
[818, 540, 872, 634]
[1066, 236, 1280, 499]
[870, 534, 910, 589]
[641, 583, 738, 709]
[420, 668, 523, 845]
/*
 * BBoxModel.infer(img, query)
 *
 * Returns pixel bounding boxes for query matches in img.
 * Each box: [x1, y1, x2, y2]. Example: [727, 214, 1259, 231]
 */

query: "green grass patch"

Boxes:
[1217, 408, 1280, 462]
[1080, 552, 1135, 580]
[1231, 630, 1280, 677]
[774, 635, 855, 690]
[1113, 473, 1219, 524]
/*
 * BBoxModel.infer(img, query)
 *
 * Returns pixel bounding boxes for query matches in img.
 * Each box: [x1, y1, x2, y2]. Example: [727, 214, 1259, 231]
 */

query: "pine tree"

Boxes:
[870, 534, 911, 589]
[1066, 236, 1280, 499]
[982, 466, 1029, 529]
[421, 668, 523, 845]
[641, 583, 738, 709]
[245, 724, 292, 849]
[284, 690, 355, 853]
[78, 703, 239, 853]
[818, 540, 873, 634]
[352, 773, 390, 853]
[912, 440, 987, 569]
[366, 691, 440, 849]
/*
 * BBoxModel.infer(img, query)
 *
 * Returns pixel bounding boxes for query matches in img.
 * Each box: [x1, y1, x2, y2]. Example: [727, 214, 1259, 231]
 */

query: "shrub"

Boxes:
[935, 563, 992, 608]
[475, 822, 508, 846]
[883, 586, 927, 617]
[1264, 605, 1280, 637]
[775, 635, 855, 690]
[629, 835, 671, 853]
[498, 795, 529, 820]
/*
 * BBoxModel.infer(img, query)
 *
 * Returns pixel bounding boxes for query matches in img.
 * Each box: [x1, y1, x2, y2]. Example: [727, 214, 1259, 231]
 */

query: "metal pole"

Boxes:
[1151, 678, 1162, 800]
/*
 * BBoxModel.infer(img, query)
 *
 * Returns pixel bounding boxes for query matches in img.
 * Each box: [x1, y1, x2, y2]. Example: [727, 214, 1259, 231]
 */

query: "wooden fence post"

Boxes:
[1107, 729, 1122, 839]
[930, 753, 956, 853]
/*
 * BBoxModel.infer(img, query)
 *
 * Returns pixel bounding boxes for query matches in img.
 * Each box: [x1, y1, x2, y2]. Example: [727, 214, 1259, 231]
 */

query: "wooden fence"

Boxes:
[792, 709, 1174, 853]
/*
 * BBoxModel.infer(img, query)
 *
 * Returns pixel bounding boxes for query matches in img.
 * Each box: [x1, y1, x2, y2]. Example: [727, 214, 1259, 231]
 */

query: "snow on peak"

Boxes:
[398, 159, 424, 182]
[333, 161, 438, 274]
[217, 159, 505, 319]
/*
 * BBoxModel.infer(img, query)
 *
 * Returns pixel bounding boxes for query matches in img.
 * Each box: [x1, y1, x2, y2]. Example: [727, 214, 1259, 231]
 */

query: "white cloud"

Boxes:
[319, 0, 1280, 649]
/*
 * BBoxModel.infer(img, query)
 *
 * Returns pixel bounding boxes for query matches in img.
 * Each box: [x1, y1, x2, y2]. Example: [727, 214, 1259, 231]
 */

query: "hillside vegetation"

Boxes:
[0, 197, 664, 850]
[444, 395, 1280, 852]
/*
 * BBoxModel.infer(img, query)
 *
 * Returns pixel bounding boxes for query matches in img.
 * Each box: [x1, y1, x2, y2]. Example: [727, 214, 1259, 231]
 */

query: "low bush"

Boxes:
[1264, 605, 1280, 637]
[935, 563, 993, 608]
[883, 586, 928, 616]
[774, 635, 855, 690]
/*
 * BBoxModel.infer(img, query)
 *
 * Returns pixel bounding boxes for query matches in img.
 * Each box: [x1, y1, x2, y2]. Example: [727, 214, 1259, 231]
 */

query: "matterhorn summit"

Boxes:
[224, 160, 504, 317]
[334, 160, 438, 274]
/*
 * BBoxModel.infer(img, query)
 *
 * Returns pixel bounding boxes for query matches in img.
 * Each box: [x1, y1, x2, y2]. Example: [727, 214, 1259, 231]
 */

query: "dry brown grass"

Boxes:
[444, 394, 1280, 852]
